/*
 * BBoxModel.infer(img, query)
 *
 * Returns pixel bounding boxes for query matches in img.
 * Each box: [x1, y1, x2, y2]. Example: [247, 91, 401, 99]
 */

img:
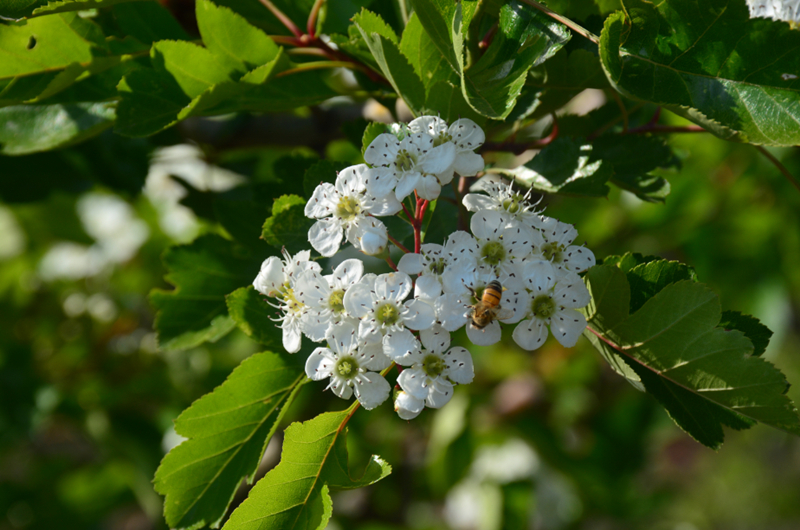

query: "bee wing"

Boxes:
[494, 307, 515, 321]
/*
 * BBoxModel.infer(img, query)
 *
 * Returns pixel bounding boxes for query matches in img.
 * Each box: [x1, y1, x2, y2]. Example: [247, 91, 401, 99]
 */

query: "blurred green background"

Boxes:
[2, 99, 799, 530]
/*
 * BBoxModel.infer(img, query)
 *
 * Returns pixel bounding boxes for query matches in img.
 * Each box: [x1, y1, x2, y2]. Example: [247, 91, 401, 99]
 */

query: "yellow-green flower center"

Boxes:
[433, 131, 453, 147]
[502, 197, 521, 214]
[541, 241, 564, 263]
[531, 295, 556, 319]
[375, 302, 400, 326]
[336, 196, 361, 222]
[423, 354, 446, 377]
[428, 258, 447, 275]
[283, 288, 304, 313]
[481, 241, 507, 265]
[328, 289, 345, 313]
[335, 357, 358, 379]
[396, 149, 417, 172]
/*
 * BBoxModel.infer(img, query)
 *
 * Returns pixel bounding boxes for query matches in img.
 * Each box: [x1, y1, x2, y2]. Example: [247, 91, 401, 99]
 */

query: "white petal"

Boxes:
[466, 319, 502, 346]
[364, 190, 402, 216]
[397, 253, 424, 275]
[425, 378, 454, 408]
[435, 167, 455, 186]
[512, 318, 548, 351]
[357, 341, 393, 371]
[358, 319, 383, 343]
[445, 231, 480, 260]
[395, 172, 421, 201]
[354, 373, 391, 410]
[395, 391, 425, 420]
[470, 209, 505, 241]
[522, 259, 557, 294]
[374, 272, 412, 302]
[362, 166, 397, 199]
[330, 376, 354, 400]
[301, 310, 332, 342]
[305, 347, 336, 380]
[304, 182, 336, 219]
[453, 151, 485, 177]
[550, 309, 587, 347]
[436, 293, 470, 331]
[553, 271, 591, 309]
[282, 322, 302, 353]
[398, 367, 428, 400]
[449, 119, 486, 151]
[462, 193, 495, 213]
[330, 258, 364, 290]
[382, 328, 421, 364]
[414, 274, 442, 300]
[403, 298, 436, 330]
[419, 323, 451, 353]
[364, 133, 399, 167]
[294, 269, 330, 308]
[336, 164, 367, 196]
[546, 220, 578, 247]
[343, 280, 374, 318]
[421, 141, 456, 175]
[500, 223, 536, 259]
[309, 218, 343, 258]
[562, 245, 596, 274]
[416, 174, 442, 200]
[253, 256, 284, 296]
[443, 347, 474, 384]
[409, 115, 448, 137]
[441, 260, 476, 295]
[329, 323, 358, 355]
[499, 280, 529, 325]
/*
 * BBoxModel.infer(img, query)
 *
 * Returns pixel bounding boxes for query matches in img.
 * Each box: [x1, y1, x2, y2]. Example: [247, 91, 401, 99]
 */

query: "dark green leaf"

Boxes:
[600, 1, 800, 146]
[361, 121, 388, 157]
[421, 80, 485, 125]
[719, 311, 773, 358]
[582, 264, 800, 449]
[399, 12, 459, 92]
[155, 351, 306, 530]
[222, 408, 391, 530]
[31, 0, 146, 16]
[150, 234, 261, 351]
[625, 260, 696, 314]
[527, 48, 607, 119]
[112, 1, 191, 44]
[262, 195, 315, 254]
[226, 287, 283, 347]
[303, 160, 350, 198]
[501, 137, 612, 197]
[273, 154, 319, 198]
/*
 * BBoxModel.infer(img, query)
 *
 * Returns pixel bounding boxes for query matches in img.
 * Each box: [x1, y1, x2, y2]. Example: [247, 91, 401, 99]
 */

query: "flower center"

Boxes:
[283, 288, 304, 313]
[335, 356, 359, 379]
[422, 354, 446, 377]
[328, 289, 345, 313]
[395, 149, 417, 172]
[336, 196, 361, 222]
[481, 240, 507, 265]
[375, 302, 400, 326]
[531, 295, 556, 319]
[502, 197, 521, 214]
[428, 258, 447, 275]
[433, 131, 453, 147]
[541, 241, 564, 263]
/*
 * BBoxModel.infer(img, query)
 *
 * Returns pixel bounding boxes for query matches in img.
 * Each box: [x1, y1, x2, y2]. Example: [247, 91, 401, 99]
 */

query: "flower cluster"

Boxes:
[253, 116, 595, 420]
[747, 0, 800, 25]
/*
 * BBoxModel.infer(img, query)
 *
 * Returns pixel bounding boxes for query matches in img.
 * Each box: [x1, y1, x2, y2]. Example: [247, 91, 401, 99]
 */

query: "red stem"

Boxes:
[258, 0, 303, 38]
[754, 145, 800, 193]
[387, 234, 411, 254]
[385, 254, 398, 271]
[307, 0, 325, 38]
[478, 23, 498, 49]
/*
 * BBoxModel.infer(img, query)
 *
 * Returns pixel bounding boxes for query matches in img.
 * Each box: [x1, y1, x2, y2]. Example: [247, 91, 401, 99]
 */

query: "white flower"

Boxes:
[305, 323, 392, 410]
[395, 390, 425, 420]
[462, 179, 541, 228]
[343, 271, 436, 343]
[364, 132, 456, 201]
[747, 0, 800, 23]
[409, 116, 486, 177]
[383, 328, 473, 411]
[397, 232, 478, 299]
[532, 216, 595, 275]
[512, 263, 591, 351]
[305, 164, 401, 257]
[294, 259, 364, 342]
[467, 210, 535, 278]
[253, 249, 321, 353]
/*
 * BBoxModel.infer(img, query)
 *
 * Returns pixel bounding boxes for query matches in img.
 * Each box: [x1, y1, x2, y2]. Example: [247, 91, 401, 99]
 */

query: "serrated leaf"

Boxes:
[500, 137, 612, 197]
[399, 12, 459, 93]
[150, 234, 262, 351]
[599, 0, 800, 146]
[151, 40, 236, 97]
[303, 160, 350, 198]
[31, 0, 145, 16]
[625, 260, 696, 314]
[582, 263, 800, 449]
[262, 195, 315, 254]
[719, 311, 773, 358]
[226, 287, 283, 347]
[0, 102, 114, 155]
[222, 407, 391, 530]
[155, 351, 306, 530]
[421, 80, 485, 125]
[527, 48, 607, 119]
[354, 9, 426, 115]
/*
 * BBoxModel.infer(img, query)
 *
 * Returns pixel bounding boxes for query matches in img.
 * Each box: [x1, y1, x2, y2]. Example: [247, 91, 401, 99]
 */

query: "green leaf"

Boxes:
[354, 9, 426, 115]
[592, 135, 678, 203]
[303, 160, 350, 198]
[196, 0, 280, 73]
[527, 48, 607, 119]
[226, 287, 283, 347]
[599, 1, 800, 146]
[719, 311, 773, 358]
[150, 234, 261, 351]
[222, 407, 391, 530]
[0, 102, 114, 155]
[582, 263, 800, 449]
[422, 80, 485, 125]
[500, 137, 612, 197]
[31, 0, 146, 16]
[360, 121, 388, 157]
[151, 40, 237, 97]
[624, 259, 696, 314]
[112, 1, 191, 44]
[399, 12, 459, 92]
[262, 195, 315, 254]
[155, 351, 306, 530]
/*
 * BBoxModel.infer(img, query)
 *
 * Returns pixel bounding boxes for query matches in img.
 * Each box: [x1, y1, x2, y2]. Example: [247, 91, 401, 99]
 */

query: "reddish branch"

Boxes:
[754, 145, 800, 193]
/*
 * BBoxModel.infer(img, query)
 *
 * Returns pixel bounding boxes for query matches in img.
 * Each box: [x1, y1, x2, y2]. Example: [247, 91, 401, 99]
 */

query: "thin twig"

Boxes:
[307, 0, 325, 37]
[385, 254, 398, 271]
[258, 0, 303, 38]
[517, 0, 599, 44]
[609, 90, 629, 132]
[755, 145, 800, 193]
[622, 124, 707, 135]
[388, 234, 411, 254]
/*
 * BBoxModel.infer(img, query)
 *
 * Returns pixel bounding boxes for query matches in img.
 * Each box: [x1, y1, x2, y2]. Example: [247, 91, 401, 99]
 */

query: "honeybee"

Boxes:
[467, 280, 514, 329]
